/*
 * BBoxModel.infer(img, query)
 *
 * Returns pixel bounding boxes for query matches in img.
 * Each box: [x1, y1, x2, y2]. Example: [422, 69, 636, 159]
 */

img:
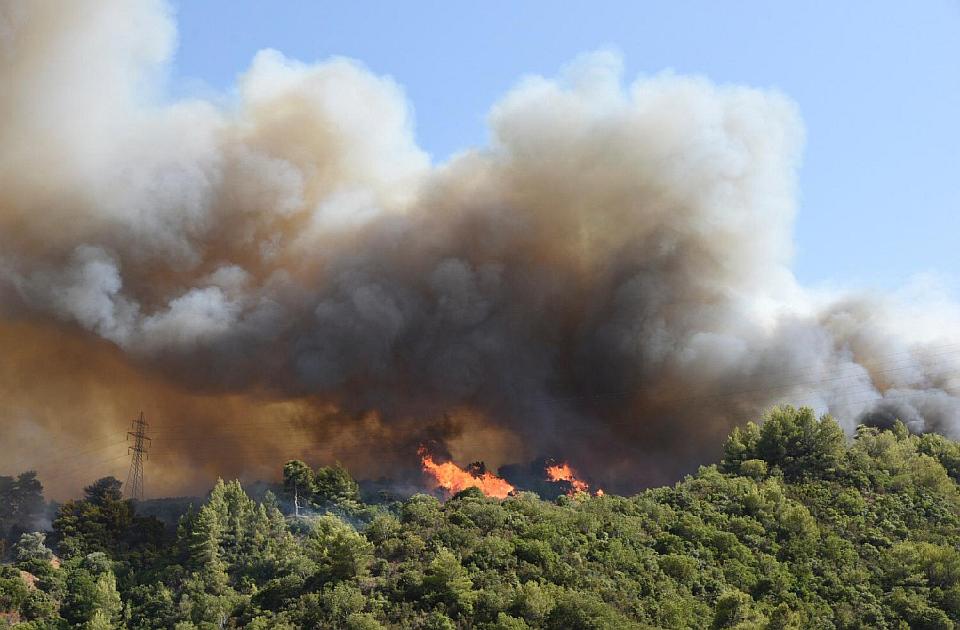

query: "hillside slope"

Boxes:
[5, 406, 960, 628]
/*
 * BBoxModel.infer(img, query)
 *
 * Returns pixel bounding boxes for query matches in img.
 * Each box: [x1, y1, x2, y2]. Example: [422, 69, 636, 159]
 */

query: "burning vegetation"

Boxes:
[418, 447, 516, 499]
[419, 446, 602, 499]
[545, 461, 593, 496]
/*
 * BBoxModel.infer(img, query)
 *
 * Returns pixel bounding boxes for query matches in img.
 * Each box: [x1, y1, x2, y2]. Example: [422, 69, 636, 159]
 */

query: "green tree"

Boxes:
[13, 532, 53, 575]
[60, 561, 121, 628]
[0, 565, 31, 616]
[723, 407, 846, 480]
[302, 514, 373, 583]
[721, 423, 761, 474]
[126, 583, 178, 630]
[52, 476, 149, 558]
[282, 460, 315, 511]
[313, 464, 362, 509]
[422, 548, 475, 618]
[0, 471, 46, 551]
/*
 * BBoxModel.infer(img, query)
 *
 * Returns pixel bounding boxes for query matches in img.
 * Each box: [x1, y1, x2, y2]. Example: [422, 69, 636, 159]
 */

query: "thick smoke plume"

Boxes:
[2, 0, 960, 498]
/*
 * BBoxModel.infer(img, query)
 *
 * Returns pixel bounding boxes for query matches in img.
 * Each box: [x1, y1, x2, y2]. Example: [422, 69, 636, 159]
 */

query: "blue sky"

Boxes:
[170, 1, 959, 290]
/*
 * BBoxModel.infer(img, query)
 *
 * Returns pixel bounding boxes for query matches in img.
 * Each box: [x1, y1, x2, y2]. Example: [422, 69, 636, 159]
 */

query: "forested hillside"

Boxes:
[6, 406, 960, 629]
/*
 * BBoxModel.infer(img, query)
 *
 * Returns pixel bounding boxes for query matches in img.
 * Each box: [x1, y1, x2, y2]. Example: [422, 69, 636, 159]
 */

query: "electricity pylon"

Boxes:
[125, 412, 151, 501]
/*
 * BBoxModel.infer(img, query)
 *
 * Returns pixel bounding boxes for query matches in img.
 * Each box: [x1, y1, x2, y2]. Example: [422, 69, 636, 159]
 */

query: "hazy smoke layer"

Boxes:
[2, 0, 959, 497]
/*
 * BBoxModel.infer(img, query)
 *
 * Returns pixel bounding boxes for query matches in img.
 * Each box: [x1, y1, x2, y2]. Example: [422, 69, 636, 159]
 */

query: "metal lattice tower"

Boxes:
[125, 412, 151, 501]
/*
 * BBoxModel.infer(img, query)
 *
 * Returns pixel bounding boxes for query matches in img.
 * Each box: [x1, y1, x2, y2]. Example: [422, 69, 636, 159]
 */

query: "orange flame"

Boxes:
[419, 447, 515, 499]
[545, 461, 594, 495]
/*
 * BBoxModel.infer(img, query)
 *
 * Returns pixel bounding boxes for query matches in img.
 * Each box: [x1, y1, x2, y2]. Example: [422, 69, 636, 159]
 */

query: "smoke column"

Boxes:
[2, 0, 959, 497]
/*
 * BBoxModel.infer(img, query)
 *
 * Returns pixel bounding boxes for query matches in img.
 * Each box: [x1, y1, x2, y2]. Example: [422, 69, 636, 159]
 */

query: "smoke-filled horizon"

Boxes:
[2, 0, 959, 500]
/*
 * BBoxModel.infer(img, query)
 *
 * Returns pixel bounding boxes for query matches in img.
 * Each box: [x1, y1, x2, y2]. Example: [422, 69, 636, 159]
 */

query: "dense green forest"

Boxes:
[5, 406, 960, 628]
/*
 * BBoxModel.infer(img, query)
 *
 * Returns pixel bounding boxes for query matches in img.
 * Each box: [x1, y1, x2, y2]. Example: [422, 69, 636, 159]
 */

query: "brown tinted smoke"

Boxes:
[2, 1, 959, 498]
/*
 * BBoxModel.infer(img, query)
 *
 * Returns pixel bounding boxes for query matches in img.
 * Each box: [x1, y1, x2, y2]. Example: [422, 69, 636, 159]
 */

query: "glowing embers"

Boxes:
[418, 446, 515, 499]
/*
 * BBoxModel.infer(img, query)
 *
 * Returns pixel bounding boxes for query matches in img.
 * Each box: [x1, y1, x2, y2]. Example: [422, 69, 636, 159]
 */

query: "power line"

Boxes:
[38, 453, 130, 486]
[3, 438, 128, 474]
[125, 411, 151, 501]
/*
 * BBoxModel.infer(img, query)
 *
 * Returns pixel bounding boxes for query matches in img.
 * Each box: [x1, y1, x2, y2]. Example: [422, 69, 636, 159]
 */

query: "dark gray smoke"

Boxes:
[2, 0, 959, 497]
